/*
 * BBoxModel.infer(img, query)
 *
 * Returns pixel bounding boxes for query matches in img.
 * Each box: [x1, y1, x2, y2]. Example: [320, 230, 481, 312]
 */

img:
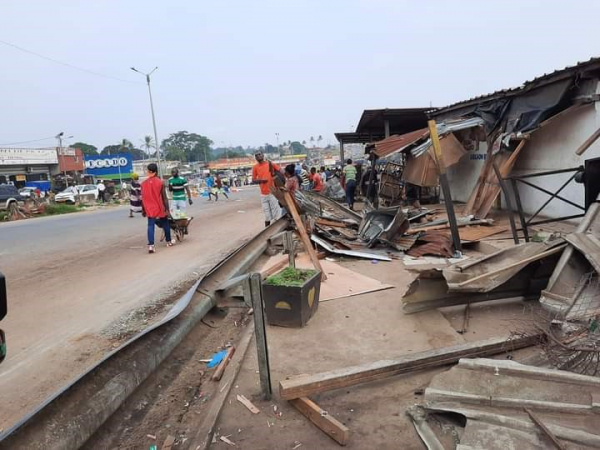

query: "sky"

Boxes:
[1, 0, 599, 151]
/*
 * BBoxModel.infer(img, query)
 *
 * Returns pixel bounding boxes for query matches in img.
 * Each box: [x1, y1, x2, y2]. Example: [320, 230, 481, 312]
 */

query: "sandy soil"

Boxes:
[0, 188, 265, 432]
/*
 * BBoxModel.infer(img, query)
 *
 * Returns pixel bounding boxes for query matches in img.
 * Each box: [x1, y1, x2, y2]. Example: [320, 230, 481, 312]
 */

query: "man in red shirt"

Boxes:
[141, 163, 174, 253]
[310, 167, 324, 192]
[252, 151, 282, 227]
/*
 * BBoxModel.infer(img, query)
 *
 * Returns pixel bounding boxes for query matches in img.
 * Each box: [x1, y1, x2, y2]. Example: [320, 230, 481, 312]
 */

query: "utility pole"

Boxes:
[55, 132, 73, 187]
[131, 67, 162, 178]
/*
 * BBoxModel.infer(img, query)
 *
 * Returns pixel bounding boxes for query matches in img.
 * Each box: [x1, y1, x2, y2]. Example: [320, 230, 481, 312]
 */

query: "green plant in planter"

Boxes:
[265, 267, 317, 287]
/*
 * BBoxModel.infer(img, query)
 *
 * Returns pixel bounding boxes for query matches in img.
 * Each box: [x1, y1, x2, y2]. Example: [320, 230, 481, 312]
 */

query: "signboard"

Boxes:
[58, 147, 77, 156]
[0, 148, 58, 165]
[84, 154, 133, 179]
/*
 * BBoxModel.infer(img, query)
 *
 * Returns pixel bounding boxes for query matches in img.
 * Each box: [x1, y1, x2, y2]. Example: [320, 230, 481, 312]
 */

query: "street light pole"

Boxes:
[131, 66, 162, 178]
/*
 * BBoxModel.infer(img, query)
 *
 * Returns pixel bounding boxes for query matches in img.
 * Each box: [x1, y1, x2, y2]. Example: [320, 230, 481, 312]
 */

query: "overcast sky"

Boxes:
[1, 0, 599, 150]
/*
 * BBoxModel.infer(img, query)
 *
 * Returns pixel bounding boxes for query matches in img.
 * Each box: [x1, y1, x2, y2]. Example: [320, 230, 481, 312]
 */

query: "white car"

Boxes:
[18, 187, 38, 198]
[55, 185, 99, 203]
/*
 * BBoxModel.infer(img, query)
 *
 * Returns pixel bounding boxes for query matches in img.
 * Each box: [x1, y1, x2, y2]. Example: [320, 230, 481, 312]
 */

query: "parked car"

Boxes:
[0, 184, 25, 210]
[54, 186, 79, 204]
[54, 185, 99, 204]
[18, 187, 38, 198]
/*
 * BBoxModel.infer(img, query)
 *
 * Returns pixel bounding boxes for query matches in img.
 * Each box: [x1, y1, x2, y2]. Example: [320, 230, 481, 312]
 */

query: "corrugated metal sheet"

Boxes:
[430, 57, 600, 115]
[373, 128, 429, 157]
[411, 117, 485, 157]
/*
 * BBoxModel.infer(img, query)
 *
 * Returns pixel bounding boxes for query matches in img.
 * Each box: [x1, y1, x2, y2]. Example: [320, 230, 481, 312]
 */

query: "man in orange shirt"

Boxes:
[310, 167, 324, 192]
[252, 151, 282, 227]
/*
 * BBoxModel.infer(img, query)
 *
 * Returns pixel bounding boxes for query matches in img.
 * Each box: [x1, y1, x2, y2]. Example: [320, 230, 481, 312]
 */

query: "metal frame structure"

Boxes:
[500, 167, 585, 242]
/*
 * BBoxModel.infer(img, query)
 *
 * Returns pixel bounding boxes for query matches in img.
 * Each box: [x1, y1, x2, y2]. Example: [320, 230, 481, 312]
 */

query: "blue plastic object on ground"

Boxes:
[207, 349, 228, 368]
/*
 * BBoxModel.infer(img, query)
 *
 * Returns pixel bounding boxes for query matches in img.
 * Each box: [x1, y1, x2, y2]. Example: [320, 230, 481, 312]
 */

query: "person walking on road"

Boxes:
[205, 173, 217, 201]
[215, 173, 229, 200]
[342, 158, 357, 210]
[128, 173, 143, 218]
[142, 163, 174, 254]
[168, 168, 193, 217]
[97, 180, 106, 203]
[252, 151, 282, 227]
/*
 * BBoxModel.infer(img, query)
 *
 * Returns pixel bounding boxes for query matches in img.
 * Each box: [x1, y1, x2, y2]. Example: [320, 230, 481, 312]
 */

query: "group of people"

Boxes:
[128, 164, 193, 254]
[204, 172, 229, 201]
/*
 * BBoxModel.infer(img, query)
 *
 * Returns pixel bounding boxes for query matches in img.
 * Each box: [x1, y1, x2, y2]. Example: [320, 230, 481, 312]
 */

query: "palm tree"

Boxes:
[317, 135, 323, 147]
[140, 135, 156, 159]
[119, 139, 133, 152]
[302, 140, 307, 145]
[310, 136, 315, 148]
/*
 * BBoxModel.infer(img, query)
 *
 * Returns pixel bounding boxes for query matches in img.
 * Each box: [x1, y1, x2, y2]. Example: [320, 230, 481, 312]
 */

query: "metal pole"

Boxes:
[248, 273, 272, 400]
[58, 135, 68, 187]
[492, 162, 519, 245]
[428, 120, 462, 255]
[146, 74, 162, 178]
[510, 178, 530, 242]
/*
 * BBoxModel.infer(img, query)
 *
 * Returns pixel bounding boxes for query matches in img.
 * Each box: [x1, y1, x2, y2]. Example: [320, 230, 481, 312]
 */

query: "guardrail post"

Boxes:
[248, 273, 272, 400]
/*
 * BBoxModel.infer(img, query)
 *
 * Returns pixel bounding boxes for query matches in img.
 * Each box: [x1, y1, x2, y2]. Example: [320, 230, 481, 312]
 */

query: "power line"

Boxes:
[0, 39, 140, 84]
[0, 136, 56, 146]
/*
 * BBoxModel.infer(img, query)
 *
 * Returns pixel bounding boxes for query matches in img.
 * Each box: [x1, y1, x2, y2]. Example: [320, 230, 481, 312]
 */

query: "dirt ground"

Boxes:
[211, 254, 537, 450]
[0, 188, 265, 433]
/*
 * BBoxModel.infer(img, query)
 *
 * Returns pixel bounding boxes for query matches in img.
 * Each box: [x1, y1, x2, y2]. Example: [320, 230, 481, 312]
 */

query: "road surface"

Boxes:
[0, 186, 266, 431]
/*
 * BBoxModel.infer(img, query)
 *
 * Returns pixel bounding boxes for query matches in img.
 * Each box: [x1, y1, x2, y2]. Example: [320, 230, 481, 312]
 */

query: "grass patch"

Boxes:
[265, 267, 317, 287]
[44, 204, 83, 215]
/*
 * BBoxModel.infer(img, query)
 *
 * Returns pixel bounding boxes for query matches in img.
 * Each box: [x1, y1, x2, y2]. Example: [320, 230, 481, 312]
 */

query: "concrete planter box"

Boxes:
[262, 269, 321, 328]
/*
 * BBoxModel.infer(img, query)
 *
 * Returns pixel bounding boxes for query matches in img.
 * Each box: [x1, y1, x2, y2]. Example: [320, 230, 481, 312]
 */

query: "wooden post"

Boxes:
[428, 120, 461, 254]
[284, 231, 295, 269]
[283, 190, 327, 280]
[248, 273, 272, 400]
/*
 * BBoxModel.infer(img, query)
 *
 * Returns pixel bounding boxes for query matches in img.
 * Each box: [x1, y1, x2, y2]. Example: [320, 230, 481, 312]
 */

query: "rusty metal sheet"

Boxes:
[373, 128, 429, 158]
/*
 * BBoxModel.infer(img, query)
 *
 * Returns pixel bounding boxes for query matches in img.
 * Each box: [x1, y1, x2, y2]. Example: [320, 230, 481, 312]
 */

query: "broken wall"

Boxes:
[511, 98, 600, 218]
[445, 139, 489, 204]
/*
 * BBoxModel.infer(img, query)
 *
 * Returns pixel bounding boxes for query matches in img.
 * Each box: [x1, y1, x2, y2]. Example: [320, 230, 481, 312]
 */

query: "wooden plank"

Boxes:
[212, 346, 236, 381]
[575, 125, 600, 156]
[476, 140, 527, 218]
[525, 408, 567, 450]
[190, 321, 255, 450]
[289, 397, 349, 446]
[283, 190, 326, 281]
[453, 244, 567, 288]
[236, 394, 260, 414]
[279, 335, 539, 400]
[162, 435, 176, 450]
[316, 218, 349, 228]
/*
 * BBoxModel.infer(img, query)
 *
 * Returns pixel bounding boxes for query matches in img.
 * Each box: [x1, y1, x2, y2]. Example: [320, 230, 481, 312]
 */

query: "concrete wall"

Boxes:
[446, 139, 488, 204]
[511, 99, 600, 219]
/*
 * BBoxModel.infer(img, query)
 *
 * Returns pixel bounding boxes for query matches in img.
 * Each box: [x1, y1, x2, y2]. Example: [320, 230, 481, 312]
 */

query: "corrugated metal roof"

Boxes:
[411, 117, 485, 157]
[431, 57, 600, 115]
[373, 128, 429, 157]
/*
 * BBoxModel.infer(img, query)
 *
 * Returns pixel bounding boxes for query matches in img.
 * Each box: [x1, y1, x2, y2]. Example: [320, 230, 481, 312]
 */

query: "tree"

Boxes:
[302, 140, 307, 145]
[161, 131, 213, 162]
[140, 135, 156, 158]
[317, 135, 323, 147]
[72, 142, 98, 156]
[101, 139, 147, 160]
[310, 136, 315, 147]
[290, 141, 306, 155]
[164, 146, 186, 162]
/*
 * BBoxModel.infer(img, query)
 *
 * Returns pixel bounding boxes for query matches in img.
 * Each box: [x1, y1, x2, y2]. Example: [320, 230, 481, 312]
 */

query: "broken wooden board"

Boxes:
[261, 254, 394, 302]
[212, 346, 235, 381]
[564, 232, 600, 274]
[289, 397, 349, 446]
[420, 358, 600, 449]
[236, 394, 260, 414]
[279, 335, 539, 400]
[443, 239, 565, 293]
[458, 224, 509, 242]
[402, 265, 551, 314]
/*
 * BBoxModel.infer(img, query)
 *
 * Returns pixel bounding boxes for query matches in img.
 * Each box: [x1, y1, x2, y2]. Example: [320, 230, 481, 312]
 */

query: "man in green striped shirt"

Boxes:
[168, 168, 193, 218]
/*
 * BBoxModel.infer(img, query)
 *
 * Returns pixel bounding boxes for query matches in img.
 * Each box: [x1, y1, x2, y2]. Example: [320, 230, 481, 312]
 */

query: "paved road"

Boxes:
[0, 186, 267, 431]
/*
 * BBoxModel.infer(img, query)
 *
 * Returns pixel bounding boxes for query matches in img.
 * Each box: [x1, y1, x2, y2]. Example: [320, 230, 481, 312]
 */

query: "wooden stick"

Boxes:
[289, 397, 349, 446]
[525, 408, 566, 450]
[236, 394, 260, 414]
[279, 334, 539, 400]
[283, 191, 326, 281]
[212, 346, 236, 381]
[575, 126, 600, 156]
[453, 244, 566, 288]
[162, 435, 176, 450]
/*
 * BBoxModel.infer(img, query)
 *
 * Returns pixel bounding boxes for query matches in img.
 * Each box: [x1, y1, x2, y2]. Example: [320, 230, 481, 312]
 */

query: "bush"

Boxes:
[265, 267, 317, 287]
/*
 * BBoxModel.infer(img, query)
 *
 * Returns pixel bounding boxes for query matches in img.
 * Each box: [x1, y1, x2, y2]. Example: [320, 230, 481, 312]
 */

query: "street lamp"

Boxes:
[131, 66, 162, 178]
[56, 132, 73, 187]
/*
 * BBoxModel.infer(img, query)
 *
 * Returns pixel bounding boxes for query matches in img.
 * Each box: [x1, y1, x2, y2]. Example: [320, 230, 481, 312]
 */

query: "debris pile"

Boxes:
[294, 191, 500, 260]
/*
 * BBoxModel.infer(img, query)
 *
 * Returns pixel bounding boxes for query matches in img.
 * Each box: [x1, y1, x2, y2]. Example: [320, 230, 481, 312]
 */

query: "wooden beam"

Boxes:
[289, 397, 349, 446]
[525, 408, 566, 450]
[283, 190, 326, 281]
[575, 126, 600, 156]
[212, 346, 235, 381]
[279, 335, 539, 400]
